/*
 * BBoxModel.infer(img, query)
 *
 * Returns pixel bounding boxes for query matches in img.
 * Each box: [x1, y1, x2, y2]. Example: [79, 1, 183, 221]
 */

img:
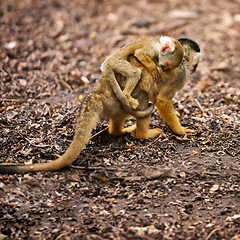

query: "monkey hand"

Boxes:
[182, 127, 195, 134]
[173, 126, 194, 135]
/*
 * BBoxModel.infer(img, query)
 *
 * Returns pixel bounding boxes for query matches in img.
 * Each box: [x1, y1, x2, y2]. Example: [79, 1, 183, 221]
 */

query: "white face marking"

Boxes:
[159, 36, 175, 54]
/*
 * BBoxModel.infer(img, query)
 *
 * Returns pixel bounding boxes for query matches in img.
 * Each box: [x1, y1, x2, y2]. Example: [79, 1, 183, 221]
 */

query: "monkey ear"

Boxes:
[160, 36, 175, 55]
[191, 52, 203, 65]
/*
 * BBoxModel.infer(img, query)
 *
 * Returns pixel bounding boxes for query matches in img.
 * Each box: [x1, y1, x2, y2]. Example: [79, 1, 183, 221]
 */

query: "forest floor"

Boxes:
[0, 0, 239, 239]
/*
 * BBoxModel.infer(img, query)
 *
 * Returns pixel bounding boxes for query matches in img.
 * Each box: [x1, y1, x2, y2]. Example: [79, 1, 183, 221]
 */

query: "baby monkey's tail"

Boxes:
[0, 93, 103, 174]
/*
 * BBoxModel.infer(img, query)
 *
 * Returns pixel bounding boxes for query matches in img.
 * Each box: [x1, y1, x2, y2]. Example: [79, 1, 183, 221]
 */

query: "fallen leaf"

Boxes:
[51, 18, 64, 38]
[226, 214, 240, 222]
[169, 10, 199, 19]
[105, 198, 115, 203]
[142, 167, 176, 179]
[4, 41, 17, 49]
[209, 184, 219, 193]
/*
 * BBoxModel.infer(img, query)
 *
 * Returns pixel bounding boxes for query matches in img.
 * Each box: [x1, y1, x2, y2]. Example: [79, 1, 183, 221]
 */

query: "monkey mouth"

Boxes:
[160, 64, 167, 71]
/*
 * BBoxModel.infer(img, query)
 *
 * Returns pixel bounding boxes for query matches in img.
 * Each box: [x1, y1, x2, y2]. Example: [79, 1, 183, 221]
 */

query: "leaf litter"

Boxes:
[0, 0, 239, 239]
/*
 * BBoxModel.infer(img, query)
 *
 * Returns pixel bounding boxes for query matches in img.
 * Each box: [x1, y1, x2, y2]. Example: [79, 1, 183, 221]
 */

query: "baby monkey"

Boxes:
[101, 36, 184, 112]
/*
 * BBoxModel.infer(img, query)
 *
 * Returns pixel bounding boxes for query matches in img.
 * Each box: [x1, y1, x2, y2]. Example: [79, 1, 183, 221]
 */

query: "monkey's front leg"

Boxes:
[156, 98, 194, 135]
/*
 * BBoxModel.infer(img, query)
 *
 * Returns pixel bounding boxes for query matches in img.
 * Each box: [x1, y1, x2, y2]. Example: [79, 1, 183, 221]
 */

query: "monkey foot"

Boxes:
[135, 128, 162, 139]
[173, 127, 194, 135]
[183, 127, 195, 134]
[128, 97, 139, 110]
[127, 127, 162, 139]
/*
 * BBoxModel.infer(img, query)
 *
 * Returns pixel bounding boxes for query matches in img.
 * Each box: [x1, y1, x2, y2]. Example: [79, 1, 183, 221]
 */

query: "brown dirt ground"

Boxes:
[0, 0, 239, 239]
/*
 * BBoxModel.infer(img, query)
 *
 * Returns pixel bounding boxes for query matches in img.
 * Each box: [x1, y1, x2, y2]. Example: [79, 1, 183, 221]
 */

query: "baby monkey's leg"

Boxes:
[114, 60, 142, 109]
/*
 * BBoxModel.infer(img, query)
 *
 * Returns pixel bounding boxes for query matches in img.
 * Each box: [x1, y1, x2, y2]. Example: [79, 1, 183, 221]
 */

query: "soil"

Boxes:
[0, 0, 239, 239]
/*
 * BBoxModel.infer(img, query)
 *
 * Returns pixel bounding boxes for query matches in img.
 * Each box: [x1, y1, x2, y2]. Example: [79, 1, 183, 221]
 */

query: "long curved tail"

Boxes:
[0, 93, 103, 174]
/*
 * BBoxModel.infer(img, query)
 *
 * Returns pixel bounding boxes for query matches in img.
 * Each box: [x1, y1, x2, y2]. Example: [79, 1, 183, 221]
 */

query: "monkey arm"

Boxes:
[134, 49, 161, 82]
[156, 97, 193, 135]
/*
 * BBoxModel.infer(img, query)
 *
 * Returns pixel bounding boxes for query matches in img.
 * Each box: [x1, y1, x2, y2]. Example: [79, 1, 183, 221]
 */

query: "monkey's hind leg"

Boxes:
[108, 114, 128, 136]
[121, 115, 161, 139]
[124, 90, 161, 139]
[134, 115, 162, 139]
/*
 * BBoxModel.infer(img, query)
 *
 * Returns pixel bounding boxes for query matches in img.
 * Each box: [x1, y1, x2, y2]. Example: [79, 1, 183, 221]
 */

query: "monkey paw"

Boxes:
[143, 128, 162, 139]
[135, 128, 162, 139]
[183, 127, 195, 134]
[128, 97, 139, 110]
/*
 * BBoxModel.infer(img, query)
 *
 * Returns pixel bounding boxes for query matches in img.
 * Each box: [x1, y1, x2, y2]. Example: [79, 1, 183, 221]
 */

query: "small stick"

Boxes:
[54, 77, 73, 93]
[89, 126, 109, 141]
[205, 227, 221, 240]
[191, 97, 208, 116]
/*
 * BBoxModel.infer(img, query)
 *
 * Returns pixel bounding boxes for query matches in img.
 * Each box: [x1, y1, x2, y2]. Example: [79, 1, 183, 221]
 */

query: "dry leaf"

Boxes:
[169, 10, 199, 19]
[209, 184, 219, 193]
[226, 214, 240, 222]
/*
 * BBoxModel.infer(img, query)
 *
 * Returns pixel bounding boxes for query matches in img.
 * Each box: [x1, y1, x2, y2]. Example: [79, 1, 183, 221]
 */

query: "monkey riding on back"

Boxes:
[0, 36, 202, 174]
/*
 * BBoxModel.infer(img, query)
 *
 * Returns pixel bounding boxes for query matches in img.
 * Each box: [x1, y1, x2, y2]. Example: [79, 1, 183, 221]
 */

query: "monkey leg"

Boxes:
[114, 60, 142, 109]
[156, 98, 194, 135]
[122, 124, 137, 134]
[108, 115, 128, 136]
[122, 115, 161, 139]
[122, 90, 161, 139]
[134, 51, 161, 82]
[135, 115, 162, 139]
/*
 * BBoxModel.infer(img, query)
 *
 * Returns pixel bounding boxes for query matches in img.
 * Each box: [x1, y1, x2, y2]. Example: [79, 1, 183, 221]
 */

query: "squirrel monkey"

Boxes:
[101, 36, 183, 111]
[0, 38, 201, 174]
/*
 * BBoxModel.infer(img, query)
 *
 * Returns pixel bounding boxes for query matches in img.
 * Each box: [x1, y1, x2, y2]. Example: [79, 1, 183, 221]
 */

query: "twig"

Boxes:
[54, 77, 73, 93]
[55, 232, 69, 240]
[191, 97, 208, 116]
[89, 126, 109, 141]
[205, 227, 221, 240]
[0, 98, 23, 102]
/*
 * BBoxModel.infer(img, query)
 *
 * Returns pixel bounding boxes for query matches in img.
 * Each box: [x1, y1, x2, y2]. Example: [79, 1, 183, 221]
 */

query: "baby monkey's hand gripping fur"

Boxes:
[0, 38, 201, 174]
[101, 36, 183, 112]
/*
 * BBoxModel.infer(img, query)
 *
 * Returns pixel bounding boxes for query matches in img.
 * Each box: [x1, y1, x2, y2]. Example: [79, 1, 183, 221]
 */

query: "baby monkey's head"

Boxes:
[158, 36, 184, 71]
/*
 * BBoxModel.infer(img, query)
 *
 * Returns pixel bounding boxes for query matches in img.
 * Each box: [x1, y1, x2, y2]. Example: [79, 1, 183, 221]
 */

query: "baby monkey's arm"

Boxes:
[134, 51, 161, 83]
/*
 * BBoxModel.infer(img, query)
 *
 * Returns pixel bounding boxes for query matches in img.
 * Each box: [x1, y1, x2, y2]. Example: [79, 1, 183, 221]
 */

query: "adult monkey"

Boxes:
[0, 38, 201, 174]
